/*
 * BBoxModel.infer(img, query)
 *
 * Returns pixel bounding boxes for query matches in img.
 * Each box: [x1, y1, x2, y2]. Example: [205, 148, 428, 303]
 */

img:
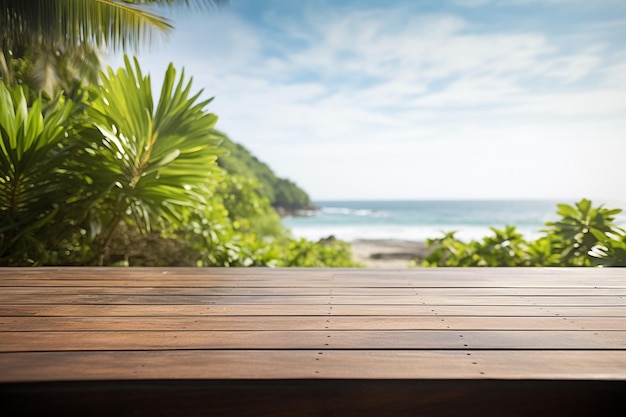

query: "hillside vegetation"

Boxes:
[217, 134, 315, 214]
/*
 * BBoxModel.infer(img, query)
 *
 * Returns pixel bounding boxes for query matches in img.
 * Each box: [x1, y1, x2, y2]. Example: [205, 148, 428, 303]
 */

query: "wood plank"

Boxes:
[319, 350, 626, 380]
[1, 268, 624, 290]
[2, 279, 624, 289]
[3, 316, 625, 331]
[1, 266, 623, 277]
[2, 304, 624, 317]
[4, 286, 626, 296]
[1, 350, 625, 381]
[334, 268, 626, 279]
[2, 278, 625, 288]
[1, 267, 625, 417]
[2, 330, 624, 352]
[1, 267, 624, 287]
[1, 293, 623, 306]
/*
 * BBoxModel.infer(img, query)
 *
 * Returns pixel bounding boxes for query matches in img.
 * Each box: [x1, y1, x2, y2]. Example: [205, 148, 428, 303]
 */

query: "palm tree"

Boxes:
[0, 0, 227, 94]
[84, 56, 225, 264]
[0, 81, 79, 265]
[1, 1, 227, 52]
[0, 57, 226, 265]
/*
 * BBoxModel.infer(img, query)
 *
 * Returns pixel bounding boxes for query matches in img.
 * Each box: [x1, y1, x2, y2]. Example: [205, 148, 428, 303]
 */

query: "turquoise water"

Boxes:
[282, 200, 626, 242]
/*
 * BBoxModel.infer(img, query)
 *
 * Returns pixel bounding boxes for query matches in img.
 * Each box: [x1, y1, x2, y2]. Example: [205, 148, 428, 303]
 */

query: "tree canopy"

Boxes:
[217, 135, 315, 213]
[0, 0, 227, 95]
[0, 0, 227, 52]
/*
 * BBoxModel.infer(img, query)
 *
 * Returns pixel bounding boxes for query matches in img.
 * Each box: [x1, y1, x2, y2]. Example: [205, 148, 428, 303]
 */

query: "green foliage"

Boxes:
[217, 135, 314, 212]
[0, 58, 358, 268]
[544, 199, 624, 266]
[1, 1, 355, 268]
[213, 174, 283, 235]
[589, 237, 626, 267]
[1, 1, 227, 53]
[282, 237, 361, 267]
[471, 226, 529, 267]
[147, 179, 359, 268]
[77, 56, 225, 264]
[0, 83, 79, 265]
[1, 1, 226, 98]
[523, 236, 562, 267]
[273, 178, 313, 212]
[2, 67, 621, 270]
[419, 199, 626, 267]
[171, 174, 288, 267]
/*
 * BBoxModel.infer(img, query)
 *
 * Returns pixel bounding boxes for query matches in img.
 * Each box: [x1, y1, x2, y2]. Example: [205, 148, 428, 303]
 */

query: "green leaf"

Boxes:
[83, 56, 224, 236]
[556, 203, 578, 218]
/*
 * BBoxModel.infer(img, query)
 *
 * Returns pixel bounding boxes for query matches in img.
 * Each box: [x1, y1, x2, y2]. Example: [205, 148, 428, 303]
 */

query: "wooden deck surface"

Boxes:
[1, 267, 625, 416]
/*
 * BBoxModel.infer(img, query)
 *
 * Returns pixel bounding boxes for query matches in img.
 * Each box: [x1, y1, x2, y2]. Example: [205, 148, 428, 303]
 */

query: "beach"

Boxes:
[282, 200, 583, 268]
[350, 239, 431, 268]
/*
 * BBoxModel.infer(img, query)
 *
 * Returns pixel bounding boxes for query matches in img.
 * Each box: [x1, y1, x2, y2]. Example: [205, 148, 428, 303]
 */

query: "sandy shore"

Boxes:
[350, 239, 431, 268]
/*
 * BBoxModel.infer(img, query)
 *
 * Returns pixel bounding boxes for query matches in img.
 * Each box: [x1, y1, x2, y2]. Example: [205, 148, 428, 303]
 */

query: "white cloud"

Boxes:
[123, 4, 626, 200]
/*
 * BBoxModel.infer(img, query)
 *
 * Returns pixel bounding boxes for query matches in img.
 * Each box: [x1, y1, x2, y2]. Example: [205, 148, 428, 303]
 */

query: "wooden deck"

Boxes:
[1, 267, 625, 416]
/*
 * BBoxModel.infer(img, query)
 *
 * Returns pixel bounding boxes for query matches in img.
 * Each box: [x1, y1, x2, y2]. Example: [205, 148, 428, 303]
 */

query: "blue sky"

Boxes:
[111, 0, 626, 201]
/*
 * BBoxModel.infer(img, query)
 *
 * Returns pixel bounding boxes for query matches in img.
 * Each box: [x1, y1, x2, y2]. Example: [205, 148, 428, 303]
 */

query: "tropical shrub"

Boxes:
[79, 56, 225, 264]
[282, 237, 362, 267]
[0, 58, 358, 268]
[543, 199, 624, 266]
[419, 199, 626, 267]
[0, 83, 80, 265]
[1, 1, 357, 268]
[589, 237, 626, 267]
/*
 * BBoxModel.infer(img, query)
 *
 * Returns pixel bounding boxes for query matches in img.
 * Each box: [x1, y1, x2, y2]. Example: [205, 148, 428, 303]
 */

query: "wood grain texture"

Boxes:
[4, 286, 626, 295]
[1, 267, 625, 416]
[2, 303, 624, 316]
[1, 293, 623, 305]
[2, 330, 625, 352]
[1, 350, 625, 381]
[3, 315, 625, 331]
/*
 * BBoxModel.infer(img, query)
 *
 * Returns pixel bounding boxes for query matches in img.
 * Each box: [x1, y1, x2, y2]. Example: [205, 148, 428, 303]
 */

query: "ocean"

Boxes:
[281, 199, 626, 243]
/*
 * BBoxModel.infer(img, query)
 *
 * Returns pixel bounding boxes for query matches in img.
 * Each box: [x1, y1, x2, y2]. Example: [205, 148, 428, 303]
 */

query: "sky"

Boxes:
[111, 0, 626, 201]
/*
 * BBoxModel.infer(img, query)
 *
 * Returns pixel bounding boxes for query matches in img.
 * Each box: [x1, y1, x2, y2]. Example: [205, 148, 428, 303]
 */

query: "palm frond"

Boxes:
[83, 55, 225, 233]
[0, 82, 77, 263]
[0, 0, 228, 52]
[30, 51, 63, 97]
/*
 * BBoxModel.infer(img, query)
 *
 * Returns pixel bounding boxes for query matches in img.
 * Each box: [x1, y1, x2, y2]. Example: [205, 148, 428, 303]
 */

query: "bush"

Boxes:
[0, 60, 359, 268]
[419, 199, 625, 267]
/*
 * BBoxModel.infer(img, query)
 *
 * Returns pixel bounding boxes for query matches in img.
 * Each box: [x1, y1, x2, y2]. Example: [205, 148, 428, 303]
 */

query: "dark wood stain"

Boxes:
[1, 267, 625, 416]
